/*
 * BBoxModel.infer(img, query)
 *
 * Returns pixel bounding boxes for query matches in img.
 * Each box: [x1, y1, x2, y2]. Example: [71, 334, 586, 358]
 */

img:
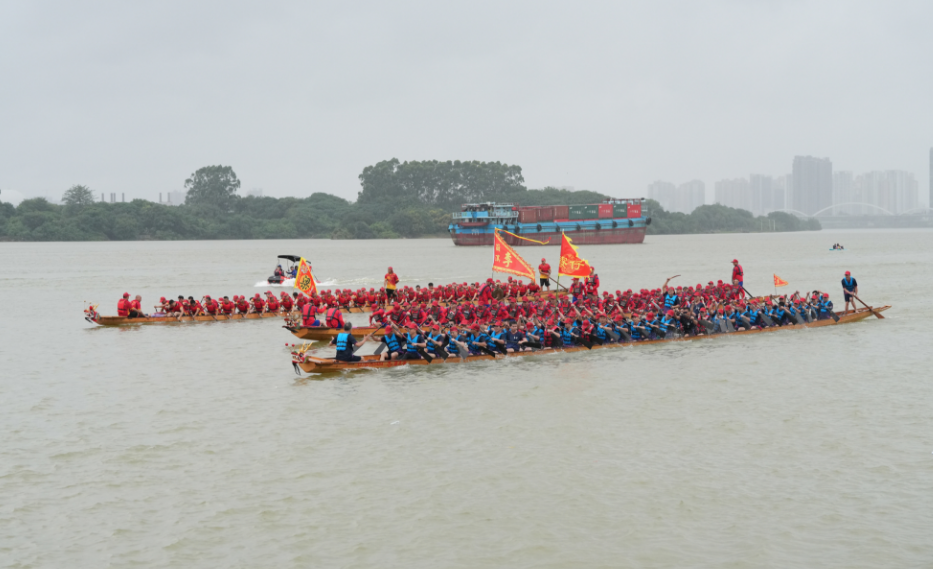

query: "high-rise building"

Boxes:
[833, 171, 858, 215]
[648, 180, 706, 214]
[853, 171, 919, 214]
[714, 178, 751, 211]
[749, 174, 774, 215]
[792, 156, 833, 216]
[677, 180, 706, 213]
[647, 181, 677, 212]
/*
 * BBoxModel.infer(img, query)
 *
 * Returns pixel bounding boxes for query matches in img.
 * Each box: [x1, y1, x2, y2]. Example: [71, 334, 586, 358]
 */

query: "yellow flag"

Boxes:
[294, 258, 317, 297]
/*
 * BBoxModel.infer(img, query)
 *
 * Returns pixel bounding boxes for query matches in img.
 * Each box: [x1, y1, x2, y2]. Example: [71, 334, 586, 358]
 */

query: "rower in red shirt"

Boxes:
[117, 293, 131, 316]
[265, 292, 280, 313]
[280, 292, 294, 312]
[251, 294, 266, 313]
[476, 278, 495, 305]
[235, 296, 250, 314]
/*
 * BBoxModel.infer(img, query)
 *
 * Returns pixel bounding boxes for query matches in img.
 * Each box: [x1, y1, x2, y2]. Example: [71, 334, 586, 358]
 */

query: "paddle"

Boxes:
[426, 335, 449, 361]
[851, 294, 885, 319]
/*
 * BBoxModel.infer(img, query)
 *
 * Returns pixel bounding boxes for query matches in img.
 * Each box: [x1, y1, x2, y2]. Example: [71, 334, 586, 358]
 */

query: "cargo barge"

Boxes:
[448, 199, 649, 246]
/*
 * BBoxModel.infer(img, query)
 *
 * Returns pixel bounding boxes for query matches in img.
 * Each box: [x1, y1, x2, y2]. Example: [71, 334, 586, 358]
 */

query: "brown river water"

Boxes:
[1, 230, 931, 568]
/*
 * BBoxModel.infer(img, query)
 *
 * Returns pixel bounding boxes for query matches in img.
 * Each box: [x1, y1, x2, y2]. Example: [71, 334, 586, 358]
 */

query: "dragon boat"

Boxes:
[290, 305, 890, 375]
[84, 305, 289, 326]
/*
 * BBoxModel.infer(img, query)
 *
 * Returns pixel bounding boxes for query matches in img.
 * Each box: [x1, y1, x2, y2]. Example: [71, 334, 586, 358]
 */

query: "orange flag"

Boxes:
[558, 233, 592, 277]
[492, 230, 535, 280]
[773, 274, 788, 287]
[294, 257, 318, 297]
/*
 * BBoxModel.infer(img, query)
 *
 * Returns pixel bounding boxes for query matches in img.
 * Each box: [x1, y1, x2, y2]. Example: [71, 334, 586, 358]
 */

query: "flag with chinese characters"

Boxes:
[773, 274, 788, 287]
[294, 257, 318, 297]
[558, 233, 592, 277]
[492, 230, 535, 280]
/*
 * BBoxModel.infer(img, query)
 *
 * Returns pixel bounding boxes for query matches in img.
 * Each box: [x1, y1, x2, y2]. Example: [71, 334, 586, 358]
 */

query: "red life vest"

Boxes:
[117, 299, 129, 316]
[301, 303, 317, 326]
[325, 307, 342, 328]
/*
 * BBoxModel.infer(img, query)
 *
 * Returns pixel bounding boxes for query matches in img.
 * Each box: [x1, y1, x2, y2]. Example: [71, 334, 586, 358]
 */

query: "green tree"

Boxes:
[62, 184, 96, 207]
[357, 159, 526, 211]
[184, 165, 241, 211]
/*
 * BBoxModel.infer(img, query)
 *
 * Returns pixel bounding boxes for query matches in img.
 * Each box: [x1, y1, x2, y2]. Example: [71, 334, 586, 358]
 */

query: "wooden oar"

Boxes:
[547, 277, 569, 292]
[850, 294, 885, 319]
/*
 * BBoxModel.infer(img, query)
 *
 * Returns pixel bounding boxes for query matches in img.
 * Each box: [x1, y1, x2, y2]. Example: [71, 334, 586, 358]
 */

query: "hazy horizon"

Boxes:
[2, 1, 931, 207]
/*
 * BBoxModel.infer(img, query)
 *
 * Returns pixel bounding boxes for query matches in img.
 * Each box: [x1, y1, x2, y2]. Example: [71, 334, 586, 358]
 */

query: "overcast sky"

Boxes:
[2, 0, 931, 206]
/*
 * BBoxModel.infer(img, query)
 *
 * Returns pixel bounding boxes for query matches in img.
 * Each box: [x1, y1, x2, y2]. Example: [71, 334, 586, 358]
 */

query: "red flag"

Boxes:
[773, 274, 788, 287]
[492, 231, 535, 280]
[558, 233, 592, 277]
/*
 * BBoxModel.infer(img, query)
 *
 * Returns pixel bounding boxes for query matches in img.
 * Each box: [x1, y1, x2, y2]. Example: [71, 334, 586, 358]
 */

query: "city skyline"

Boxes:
[649, 155, 924, 216]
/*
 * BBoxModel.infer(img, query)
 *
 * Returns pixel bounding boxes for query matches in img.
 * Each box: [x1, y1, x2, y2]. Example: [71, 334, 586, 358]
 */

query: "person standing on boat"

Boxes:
[731, 259, 744, 296]
[569, 277, 584, 303]
[841, 271, 858, 314]
[329, 322, 371, 363]
[538, 258, 552, 291]
[384, 267, 400, 300]
[585, 268, 600, 299]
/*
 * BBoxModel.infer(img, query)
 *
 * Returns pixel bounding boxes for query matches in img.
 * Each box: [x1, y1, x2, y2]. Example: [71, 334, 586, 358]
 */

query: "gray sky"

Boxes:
[2, 0, 931, 205]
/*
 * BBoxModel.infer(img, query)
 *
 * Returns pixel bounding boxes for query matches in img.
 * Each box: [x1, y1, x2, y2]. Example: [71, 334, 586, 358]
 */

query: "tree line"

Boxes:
[0, 161, 819, 241]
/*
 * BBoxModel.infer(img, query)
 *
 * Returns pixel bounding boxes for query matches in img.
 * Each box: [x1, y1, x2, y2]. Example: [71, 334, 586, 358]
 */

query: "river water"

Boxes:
[2, 230, 931, 568]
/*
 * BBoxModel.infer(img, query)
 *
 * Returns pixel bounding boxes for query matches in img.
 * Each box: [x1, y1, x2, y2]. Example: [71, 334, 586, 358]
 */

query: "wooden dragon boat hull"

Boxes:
[89, 311, 289, 326]
[291, 306, 890, 374]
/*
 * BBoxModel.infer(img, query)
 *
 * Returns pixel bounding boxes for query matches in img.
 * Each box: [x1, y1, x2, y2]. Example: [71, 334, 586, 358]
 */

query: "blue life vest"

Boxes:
[335, 332, 350, 353]
[426, 333, 444, 354]
[746, 309, 758, 325]
[629, 322, 642, 340]
[659, 316, 675, 334]
[842, 277, 855, 291]
[405, 332, 421, 353]
[663, 293, 678, 310]
[383, 333, 402, 352]
[819, 299, 833, 314]
[468, 333, 484, 351]
[447, 334, 463, 355]
[595, 325, 608, 340]
[560, 327, 574, 345]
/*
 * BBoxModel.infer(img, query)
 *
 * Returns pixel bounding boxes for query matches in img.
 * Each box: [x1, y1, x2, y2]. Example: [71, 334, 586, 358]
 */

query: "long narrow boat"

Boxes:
[290, 306, 890, 375]
[84, 289, 569, 325]
[86, 309, 287, 326]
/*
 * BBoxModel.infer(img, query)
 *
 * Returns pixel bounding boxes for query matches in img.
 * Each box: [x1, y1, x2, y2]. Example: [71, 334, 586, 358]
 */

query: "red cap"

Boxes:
[541, 258, 546, 262]
[732, 259, 738, 263]
[123, 293, 130, 298]
[159, 296, 166, 302]
[666, 310, 674, 317]
[845, 271, 851, 275]
[823, 293, 829, 298]
[431, 324, 440, 330]
[388, 266, 393, 271]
